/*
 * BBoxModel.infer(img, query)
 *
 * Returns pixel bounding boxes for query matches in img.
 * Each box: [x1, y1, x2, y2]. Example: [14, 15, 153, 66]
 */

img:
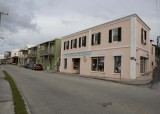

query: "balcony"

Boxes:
[40, 49, 54, 57]
[28, 53, 36, 58]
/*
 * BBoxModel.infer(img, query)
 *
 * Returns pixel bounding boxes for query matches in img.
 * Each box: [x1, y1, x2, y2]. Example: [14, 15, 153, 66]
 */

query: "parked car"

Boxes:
[32, 64, 43, 70]
[23, 64, 30, 68]
[24, 63, 34, 69]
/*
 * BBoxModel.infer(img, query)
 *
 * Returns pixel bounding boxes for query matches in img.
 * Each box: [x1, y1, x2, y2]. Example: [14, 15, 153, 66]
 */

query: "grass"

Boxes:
[3, 70, 28, 114]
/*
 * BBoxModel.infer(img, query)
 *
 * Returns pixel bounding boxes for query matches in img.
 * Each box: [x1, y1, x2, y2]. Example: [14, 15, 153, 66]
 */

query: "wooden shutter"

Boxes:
[118, 27, 121, 41]
[84, 36, 86, 47]
[144, 30, 147, 45]
[141, 28, 143, 44]
[91, 34, 94, 45]
[67, 41, 69, 49]
[109, 30, 112, 43]
[71, 40, 72, 49]
[98, 32, 101, 44]
[64, 42, 65, 50]
[79, 37, 81, 47]
[75, 39, 77, 48]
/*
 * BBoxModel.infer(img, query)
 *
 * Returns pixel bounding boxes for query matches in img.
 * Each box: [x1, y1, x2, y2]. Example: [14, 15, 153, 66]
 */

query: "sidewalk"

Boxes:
[0, 66, 14, 114]
[48, 71, 153, 85]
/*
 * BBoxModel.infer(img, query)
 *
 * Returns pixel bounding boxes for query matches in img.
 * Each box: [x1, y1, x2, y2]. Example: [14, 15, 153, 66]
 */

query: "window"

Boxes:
[91, 57, 104, 72]
[64, 41, 69, 50]
[141, 28, 147, 45]
[64, 58, 67, 69]
[72, 58, 80, 70]
[109, 27, 121, 43]
[91, 32, 101, 45]
[140, 57, 146, 73]
[71, 39, 77, 49]
[79, 36, 86, 48]
[114, 56, 121, 73]
[82, 36, 86, 47]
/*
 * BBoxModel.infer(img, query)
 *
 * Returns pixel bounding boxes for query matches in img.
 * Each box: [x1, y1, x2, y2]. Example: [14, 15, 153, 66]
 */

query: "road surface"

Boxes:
[2, 65, 160, 114]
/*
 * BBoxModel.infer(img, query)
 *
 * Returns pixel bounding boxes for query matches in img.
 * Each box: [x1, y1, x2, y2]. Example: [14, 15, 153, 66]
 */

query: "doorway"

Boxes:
[72, 58, 80, 74]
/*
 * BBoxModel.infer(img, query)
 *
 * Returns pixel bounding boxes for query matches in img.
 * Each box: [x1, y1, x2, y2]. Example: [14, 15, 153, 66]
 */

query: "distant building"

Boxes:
[4, 51, 11, 64]
[11, 49, 20, 64]
[19, 44, 34, 66]
[60, 14, 156, 80]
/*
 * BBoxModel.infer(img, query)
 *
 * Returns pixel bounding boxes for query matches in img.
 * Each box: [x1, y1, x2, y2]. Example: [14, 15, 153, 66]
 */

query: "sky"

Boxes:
[0, 0, 160, 54]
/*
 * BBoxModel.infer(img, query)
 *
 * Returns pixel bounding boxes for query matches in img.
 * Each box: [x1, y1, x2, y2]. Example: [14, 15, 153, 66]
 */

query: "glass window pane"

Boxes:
[114, 56, 121, 73]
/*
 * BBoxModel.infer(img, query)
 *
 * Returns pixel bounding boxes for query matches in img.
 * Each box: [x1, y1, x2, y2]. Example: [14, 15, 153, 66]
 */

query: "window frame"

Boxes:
[140, 57, 146, 73]
[71, 39, 77, 49]
[91, 57, 104, 72]
[91, 32, 101, 45]
[64, 58, 67, 69]
[114, 56, 121, 73]
[141, 28, 147, 45]
[109, 27, 121, 43]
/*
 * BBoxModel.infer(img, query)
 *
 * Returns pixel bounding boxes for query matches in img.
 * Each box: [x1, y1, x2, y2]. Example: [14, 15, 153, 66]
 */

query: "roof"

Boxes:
[62, 14, 151, 39]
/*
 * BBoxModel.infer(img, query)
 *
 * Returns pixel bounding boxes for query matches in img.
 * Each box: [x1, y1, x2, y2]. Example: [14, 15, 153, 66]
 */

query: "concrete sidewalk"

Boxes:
[0, 67, 14, 114]
[48, 71, 153, 85]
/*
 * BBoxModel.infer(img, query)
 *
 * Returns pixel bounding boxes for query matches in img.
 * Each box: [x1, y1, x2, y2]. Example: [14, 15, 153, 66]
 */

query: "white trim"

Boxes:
[90, 55, 105, 57]
[63, 45, 130, 55]
[130, 17, 137, 79]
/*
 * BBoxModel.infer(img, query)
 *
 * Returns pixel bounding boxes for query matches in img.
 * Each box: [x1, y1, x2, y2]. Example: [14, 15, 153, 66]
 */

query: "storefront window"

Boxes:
[114, 56, 121, 73]
[64, 58, 67, 69]
[91, 57, 104, 72]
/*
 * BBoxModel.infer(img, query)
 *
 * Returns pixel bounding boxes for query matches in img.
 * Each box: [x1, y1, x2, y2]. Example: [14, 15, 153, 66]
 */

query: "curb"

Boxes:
[47, 71, 152, 85]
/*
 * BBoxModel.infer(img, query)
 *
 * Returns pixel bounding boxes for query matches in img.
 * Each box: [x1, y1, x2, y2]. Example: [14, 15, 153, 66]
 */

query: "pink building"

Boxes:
[60, 14, 156, 80]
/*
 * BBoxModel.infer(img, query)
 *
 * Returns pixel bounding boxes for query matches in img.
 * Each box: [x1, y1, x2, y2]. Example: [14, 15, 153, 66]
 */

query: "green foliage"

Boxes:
[3, 71, 28, 114]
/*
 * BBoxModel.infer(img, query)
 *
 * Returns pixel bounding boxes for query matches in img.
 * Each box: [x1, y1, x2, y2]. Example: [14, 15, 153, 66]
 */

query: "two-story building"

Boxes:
[60, 14, 156, 80]
[19, 44, 34, 66]
[28, 45, 37, 64]
[39, 39, 61, 70]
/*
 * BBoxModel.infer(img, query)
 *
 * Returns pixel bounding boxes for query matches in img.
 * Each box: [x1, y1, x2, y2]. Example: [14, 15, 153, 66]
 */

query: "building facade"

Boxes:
[11, 49, 20, 64]
[19, 44, 34, 66]
[39, 39, 61, 71]
[28, 46, 37, 64]
[60, 14, 156, 80]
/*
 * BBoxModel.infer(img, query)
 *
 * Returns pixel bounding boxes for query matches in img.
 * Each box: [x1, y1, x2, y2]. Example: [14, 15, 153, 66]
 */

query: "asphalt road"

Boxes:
[2, 65, 160, 114]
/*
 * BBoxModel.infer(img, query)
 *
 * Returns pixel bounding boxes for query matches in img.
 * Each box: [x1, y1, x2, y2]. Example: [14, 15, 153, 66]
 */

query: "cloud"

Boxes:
[0, 0, 39, 33]
[0, 0, 160, 54]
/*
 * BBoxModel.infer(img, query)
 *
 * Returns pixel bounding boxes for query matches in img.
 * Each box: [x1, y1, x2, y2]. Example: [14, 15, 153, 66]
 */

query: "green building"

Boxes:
[37, 39, 61, 71]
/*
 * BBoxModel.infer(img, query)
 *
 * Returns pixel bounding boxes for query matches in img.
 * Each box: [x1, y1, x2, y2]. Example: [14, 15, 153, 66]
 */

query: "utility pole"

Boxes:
[0, 11, 8, 39]
[0, 12, 8, 27]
